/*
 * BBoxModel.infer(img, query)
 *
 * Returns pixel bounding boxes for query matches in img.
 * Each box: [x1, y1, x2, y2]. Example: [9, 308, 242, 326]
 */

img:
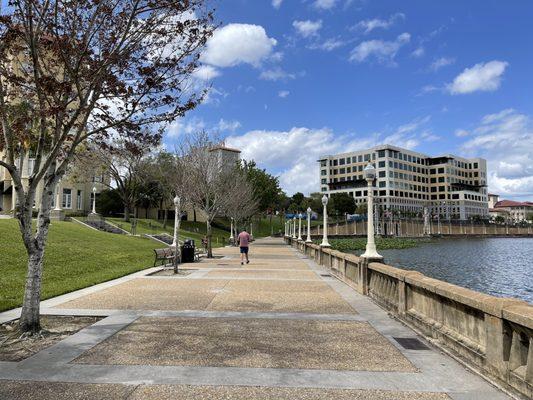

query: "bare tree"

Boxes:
[225, 171, 259, 235]
[176, 131, 244, 258]
[0, 0, 214, 333]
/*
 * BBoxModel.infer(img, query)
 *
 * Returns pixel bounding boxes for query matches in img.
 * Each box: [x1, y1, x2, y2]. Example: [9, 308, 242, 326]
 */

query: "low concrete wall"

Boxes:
[288, 236, 533, 399]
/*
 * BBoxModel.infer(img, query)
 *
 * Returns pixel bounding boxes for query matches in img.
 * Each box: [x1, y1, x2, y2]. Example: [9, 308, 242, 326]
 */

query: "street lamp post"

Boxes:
[171, 196, 180, 247]
[91, 186, 97, 214]
[320, 195, 330, 247]
[230, 217, 234, 243]
[306, 207, 312, 243]
[436, 203, 441, 235]
[172, 196, 181, 273]
[292, 217, 297, 239]
[297, 213, 302, 240]
[54, 180, 62, 211]
[361, 164, 382, 260]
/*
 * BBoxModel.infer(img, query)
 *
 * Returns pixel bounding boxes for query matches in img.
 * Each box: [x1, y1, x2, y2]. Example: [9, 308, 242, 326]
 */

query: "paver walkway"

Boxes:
[0, 237, 512, 399]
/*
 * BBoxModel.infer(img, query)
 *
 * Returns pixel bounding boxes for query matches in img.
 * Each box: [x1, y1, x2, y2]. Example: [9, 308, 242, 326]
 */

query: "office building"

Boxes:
[318, 144, 488, 220]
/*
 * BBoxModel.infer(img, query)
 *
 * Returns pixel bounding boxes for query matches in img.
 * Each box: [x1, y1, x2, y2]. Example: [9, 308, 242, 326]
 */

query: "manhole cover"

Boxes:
[393, 337, 430, 350]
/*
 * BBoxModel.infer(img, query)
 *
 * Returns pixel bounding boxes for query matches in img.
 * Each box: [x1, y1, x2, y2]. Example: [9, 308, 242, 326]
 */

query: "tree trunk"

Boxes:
[18, 179, 55, 334]
[19, 246, 46, 333]
[193, 206, 197, 222]
[124, 205, 130, 222]
[206, 219, 213, 258]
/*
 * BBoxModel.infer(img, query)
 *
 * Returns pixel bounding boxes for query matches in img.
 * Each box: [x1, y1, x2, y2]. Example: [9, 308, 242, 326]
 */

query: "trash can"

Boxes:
[181, 239, 195, 263]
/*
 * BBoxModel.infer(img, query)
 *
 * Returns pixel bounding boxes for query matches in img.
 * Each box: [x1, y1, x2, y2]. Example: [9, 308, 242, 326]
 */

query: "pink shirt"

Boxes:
[238, 232, 251, 247]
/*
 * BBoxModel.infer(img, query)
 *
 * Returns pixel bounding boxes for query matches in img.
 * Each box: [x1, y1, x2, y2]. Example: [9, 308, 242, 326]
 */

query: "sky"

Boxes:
[164, 0, 533, 200]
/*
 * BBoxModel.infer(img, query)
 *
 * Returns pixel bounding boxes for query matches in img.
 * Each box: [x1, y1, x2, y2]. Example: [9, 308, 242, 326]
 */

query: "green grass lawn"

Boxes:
[106, 218, 229, 247]
[0, 219, 163, 312]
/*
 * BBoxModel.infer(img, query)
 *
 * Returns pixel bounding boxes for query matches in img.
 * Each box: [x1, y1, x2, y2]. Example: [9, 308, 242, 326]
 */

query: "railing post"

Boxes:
[359, 258, 369, 295]
[484, 313, 512, 378]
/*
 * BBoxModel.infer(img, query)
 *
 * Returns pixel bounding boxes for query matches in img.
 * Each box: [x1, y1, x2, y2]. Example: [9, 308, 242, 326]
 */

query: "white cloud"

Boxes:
[278, 90, 290, 98]
[293, 19, 323, 38]
[201, 23, 277, 68]
[259, 67, 297, 81]
[355, 13, 405, 34]
[226, 127, 353, 195]
[192, 65, 221, 81]
[430, 57, 455, 71]
[313, 0, 337, 10]
[225, 115, 436, 195]
[217, 119, 241, 132]
[411, 47, 425, 58]
[382, 115, 432, 149]
[447, 60, 508, 94]
[350, 33, 411, 65]
[454, 129, 469, 137]
[167, 117, 206, 138]
[459, 109, 533, 198]
[308, 38, 345, 51]
[272, 0, 283, 9]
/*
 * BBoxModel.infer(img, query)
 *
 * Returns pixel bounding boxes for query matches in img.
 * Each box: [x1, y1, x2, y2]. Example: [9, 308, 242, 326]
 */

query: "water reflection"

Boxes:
[354, 238, 533, 303]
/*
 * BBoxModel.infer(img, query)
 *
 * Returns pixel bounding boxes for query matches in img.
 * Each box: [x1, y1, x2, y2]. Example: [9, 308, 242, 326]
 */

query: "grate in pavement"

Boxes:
[393, 337, 430, 350]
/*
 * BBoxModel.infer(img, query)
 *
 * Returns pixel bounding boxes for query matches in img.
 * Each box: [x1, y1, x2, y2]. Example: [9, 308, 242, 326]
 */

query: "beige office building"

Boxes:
[318, 144, 489, 220]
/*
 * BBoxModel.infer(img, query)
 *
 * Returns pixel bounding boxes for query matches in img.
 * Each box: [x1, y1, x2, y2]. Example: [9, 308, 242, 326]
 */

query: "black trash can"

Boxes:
[181, 239, 195, 263]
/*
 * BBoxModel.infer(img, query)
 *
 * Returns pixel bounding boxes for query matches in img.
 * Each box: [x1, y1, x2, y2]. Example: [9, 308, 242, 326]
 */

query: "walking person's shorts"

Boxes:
[240, 246, 249, 254]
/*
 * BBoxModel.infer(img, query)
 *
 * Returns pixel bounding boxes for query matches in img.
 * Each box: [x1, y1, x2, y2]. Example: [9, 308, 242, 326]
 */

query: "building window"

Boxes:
[77, 190, 83, 210]
[62, 188, 72, 209]
[321, 169, 327, 176]
[378, 161, 385, 168]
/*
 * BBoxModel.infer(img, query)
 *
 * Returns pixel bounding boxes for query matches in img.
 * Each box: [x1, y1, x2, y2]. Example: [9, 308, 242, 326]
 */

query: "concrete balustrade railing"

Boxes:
[309, 220, 533, 237]
[285, 236, 533, 399]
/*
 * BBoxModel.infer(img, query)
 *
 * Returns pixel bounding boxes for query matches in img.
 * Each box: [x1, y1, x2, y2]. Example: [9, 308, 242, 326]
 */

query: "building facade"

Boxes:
[0, 151, 107, 216]
[488, 194, 533, 222]
[318, 144, 488, 220]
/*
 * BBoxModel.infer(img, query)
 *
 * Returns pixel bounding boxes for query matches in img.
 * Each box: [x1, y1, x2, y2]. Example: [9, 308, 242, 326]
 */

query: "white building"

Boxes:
[318, 144, 489, 220]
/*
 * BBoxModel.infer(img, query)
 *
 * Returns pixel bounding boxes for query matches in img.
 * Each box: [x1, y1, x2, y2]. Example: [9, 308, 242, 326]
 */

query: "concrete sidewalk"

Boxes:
[0, 237, 512, 399]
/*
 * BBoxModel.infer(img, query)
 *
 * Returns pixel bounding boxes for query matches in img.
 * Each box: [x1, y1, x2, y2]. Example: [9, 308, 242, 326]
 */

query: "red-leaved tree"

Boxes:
[0, 0, 214, 333]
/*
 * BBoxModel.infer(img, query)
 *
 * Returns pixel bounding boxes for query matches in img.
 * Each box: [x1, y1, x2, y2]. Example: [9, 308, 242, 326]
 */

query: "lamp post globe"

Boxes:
[361, 164, 382, 260]
[306, 207, 312, 243]
[320, 195, 330, 247]
[363, 163, 376, 180]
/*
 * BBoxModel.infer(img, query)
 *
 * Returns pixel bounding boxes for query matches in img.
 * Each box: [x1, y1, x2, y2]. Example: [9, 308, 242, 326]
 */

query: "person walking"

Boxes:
[237, 229, 251, 265]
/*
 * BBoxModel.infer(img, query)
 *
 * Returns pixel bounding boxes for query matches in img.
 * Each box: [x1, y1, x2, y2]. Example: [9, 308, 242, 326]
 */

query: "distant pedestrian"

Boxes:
[237, 229, 251, 265]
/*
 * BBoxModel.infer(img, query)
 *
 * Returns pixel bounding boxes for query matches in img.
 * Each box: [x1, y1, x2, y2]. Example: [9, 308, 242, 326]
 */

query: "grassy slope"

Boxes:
[107, 218, 229, 247]
[0, 219, 162, 312]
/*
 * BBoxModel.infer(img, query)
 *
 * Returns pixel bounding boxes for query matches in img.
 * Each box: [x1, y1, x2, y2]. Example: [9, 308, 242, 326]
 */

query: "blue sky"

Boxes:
[164, 0, 533, 199]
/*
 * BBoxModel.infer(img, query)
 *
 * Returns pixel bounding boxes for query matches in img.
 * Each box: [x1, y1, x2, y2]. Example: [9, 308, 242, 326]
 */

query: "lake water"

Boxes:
[355, 238, 533, 303]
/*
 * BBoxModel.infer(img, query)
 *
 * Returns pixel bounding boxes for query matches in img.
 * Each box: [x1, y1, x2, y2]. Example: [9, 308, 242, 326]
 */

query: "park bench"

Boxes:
[153, 248, 178, 267]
